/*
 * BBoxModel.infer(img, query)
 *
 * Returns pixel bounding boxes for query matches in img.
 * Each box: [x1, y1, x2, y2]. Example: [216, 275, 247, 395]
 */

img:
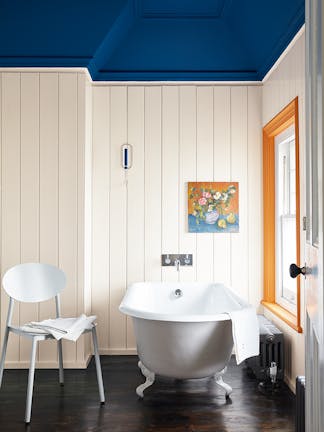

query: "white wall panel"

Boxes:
[179, 87, 196, 282]
[91, 86, 110, 351]
[76, 73, 90, 363]
[109, 87, 127, 350]
[20, 73, 40, 362]
[83, 78, 93, 359]
[213, 87, 231, 286]
[161, 86, 180, 283]
[262, 29, 306, 390]
[0, 72, 89, 368]
[127, 86, 145, 348]
[247, 86, 262, 307]
[91, 82, 262, 354]
[230, 87, 248, 299]
[0, 71, 264, 363]
[1, 73, 21, 363]
[144, 87, 162, 283]
[39, 73, 59, 363]
[196, 87, 214, 282]
[59, 74, 78, 363]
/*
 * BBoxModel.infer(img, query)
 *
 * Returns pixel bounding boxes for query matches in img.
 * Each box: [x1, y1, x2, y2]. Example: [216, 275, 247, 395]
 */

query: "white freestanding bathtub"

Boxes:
[119, 282, 253, 399]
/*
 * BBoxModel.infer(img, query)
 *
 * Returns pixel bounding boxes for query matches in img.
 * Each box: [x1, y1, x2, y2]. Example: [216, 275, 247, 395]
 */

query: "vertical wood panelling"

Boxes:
[281, 58, 289, 110]
[109, 87, 127, 349]
[91, 86, 110, 351]
[247, 86, 262, 306]
[1, 73, 21, 363]
[39, 73, 59, 364]
[196, 87, 214, 282]
[161, 87, 179, 282]
[91, 82, 263, 353]
[76, 73, 88, 363]
[230, 87, 249, 299]
[127, 87, 145, 348]
[0, 73, 264, 362]
[262, 30, 306, 387]
[179, 87, 196, 282]
[20, 73, 40, 362]
[59, 73, 78, 363]
[144, 87, 162, 282]
[213, 87, 231, 286]
[289, 44, 297, 101]
[84, 79, 93, 358]
[0, 71, 88, 368]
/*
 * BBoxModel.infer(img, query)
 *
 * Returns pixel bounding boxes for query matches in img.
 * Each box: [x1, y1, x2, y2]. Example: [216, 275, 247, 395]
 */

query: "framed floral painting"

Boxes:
[188, 182, 239, 233]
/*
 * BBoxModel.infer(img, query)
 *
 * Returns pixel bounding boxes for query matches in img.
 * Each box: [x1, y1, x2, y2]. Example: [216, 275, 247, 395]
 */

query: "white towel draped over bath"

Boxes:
[22, 314, 96, 341]
[227, 307, 259, 365]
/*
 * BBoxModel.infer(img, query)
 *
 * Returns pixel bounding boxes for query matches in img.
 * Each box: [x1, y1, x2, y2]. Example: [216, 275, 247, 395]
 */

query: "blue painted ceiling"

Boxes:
[0, 0, 305, 81]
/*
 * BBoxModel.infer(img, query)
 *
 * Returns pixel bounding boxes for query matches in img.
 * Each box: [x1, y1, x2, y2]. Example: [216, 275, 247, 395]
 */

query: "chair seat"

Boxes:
[9, 325, 54, 340]
[9, 324, 94, 340]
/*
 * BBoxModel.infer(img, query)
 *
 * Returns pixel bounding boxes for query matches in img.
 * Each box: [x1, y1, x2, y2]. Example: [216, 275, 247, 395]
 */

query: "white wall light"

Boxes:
[121, 144, 133, 170]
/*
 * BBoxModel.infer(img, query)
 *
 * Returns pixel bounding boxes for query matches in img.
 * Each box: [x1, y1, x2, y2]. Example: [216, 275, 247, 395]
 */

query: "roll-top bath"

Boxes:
[119, 282, 259, 398]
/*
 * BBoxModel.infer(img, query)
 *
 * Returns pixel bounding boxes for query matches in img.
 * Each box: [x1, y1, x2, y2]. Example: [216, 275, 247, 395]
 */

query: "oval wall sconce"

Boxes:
[122, 144, 133, 170]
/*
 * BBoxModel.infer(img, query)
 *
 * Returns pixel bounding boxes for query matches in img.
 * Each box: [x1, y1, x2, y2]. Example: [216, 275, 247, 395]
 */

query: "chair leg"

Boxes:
[91, 327, 105, 404]
[0, 327, 10, 388]
[25, 337, 38, 424]
[57, 340, 64, 385]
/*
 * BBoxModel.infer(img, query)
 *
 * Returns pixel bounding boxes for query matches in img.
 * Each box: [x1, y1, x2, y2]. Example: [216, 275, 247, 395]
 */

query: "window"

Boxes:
[262, 98, 302, 333]
[275, 126, 297, 312]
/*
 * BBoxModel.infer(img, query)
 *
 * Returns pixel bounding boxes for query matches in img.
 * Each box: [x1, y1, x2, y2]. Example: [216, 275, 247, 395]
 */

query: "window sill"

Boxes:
[261, 300, 303, 333]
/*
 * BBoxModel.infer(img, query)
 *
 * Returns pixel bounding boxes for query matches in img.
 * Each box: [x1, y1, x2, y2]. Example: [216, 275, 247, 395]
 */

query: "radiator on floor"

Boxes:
[296, 376, 305, 432]
[245, 315, 284, 382]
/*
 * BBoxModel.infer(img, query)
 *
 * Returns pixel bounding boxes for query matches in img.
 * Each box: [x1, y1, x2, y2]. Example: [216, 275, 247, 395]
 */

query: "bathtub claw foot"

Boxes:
[136, 363, 155, 398]
[214, 373, 232, 399]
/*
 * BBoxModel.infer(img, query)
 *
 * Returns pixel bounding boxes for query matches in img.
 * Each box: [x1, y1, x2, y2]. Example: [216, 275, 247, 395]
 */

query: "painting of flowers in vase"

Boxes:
[188, 182, 239, 233]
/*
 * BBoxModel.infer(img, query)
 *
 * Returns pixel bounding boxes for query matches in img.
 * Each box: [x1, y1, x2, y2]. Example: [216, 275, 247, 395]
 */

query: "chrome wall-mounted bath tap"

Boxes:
[161, 254, 193, 269]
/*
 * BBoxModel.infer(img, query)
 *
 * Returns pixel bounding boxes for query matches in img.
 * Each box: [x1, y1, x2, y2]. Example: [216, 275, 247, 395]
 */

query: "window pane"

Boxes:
[275, 126, 297, 311]
[281, 215, 297, 303]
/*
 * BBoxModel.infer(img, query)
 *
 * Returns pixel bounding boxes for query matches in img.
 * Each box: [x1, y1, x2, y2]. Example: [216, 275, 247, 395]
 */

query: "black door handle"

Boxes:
[289, 263, 306, 278]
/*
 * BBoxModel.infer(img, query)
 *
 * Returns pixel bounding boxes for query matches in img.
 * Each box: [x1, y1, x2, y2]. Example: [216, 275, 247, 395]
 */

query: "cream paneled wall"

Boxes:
[91, 84, 263, 354]
[0, 72, 263, 364]
[262, 28, 306, 390]
[0, 71, 92, 368]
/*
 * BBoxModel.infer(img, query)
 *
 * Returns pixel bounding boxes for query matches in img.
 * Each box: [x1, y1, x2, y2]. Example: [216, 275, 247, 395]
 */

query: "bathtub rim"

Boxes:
[119, 281, 251, 323]
[119, 305, 231, 322]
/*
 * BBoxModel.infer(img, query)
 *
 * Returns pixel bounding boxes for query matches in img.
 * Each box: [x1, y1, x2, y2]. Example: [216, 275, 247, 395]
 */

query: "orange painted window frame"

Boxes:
[262, 97, 302, 333]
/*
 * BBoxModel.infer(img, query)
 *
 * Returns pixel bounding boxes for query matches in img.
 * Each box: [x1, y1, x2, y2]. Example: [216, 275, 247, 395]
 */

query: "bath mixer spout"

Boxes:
[174, 259, 180, 272]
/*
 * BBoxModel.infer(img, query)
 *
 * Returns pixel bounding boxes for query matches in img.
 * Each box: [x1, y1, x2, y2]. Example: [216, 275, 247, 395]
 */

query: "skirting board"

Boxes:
[3, 350, 137, 369]
[100, 348, 137, 355]
[4, 353, 93, 369]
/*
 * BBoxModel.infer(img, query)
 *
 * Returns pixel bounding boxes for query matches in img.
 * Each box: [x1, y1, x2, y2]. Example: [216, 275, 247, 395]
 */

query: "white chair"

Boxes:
[0, 263, 105, 424]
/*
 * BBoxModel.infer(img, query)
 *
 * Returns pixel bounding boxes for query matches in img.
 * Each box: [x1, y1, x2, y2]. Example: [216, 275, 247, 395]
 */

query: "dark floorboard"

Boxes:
[0, 355, 295, 432]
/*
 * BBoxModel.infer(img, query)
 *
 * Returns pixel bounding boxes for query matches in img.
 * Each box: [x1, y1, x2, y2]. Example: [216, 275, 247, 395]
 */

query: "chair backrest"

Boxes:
[2, 263, 66, 303]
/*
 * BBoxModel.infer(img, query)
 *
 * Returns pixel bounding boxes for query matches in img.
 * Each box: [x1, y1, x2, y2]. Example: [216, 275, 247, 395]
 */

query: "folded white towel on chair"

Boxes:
[227, 307, 259, 365]
[23, 314, 96, 341]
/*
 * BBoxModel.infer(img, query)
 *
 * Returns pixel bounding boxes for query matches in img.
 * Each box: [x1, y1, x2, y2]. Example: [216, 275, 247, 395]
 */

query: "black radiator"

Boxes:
[245, 315, 284, 382]
[296, 376, 305, 432]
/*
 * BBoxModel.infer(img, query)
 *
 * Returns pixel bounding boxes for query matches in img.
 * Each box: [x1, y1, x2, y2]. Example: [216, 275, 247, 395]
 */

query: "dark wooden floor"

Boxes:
[0, 355, 295, 432]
